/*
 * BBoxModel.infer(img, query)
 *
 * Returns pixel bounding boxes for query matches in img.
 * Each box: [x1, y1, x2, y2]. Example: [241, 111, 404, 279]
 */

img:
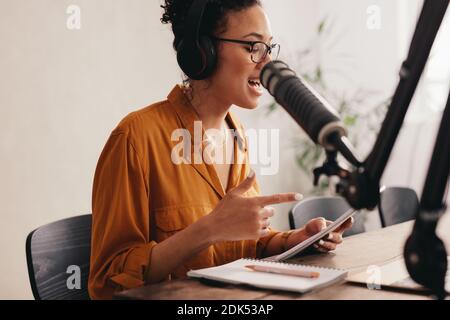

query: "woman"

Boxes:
[88, 0, 353, 300]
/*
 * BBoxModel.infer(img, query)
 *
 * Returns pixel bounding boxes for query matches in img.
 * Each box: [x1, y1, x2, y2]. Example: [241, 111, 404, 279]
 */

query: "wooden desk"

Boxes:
[115, 213, 450, 300]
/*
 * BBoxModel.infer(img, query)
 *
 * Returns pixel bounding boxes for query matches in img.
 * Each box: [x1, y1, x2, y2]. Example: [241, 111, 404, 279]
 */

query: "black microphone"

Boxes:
[260, 60, 361, 166]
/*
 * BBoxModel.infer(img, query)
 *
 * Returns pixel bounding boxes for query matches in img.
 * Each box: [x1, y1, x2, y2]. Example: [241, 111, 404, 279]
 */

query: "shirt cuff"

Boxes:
[109, 241, 157, 290]
[256, 228, 279, 257]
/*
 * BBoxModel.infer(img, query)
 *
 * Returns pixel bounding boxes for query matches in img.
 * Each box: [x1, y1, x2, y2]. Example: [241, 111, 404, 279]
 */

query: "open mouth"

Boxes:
[247, 78, 263, 97]
[248, 79, 261, 88]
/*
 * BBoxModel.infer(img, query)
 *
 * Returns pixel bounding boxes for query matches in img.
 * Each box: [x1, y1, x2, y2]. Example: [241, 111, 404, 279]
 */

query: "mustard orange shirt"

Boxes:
[88, 85, 280, 299]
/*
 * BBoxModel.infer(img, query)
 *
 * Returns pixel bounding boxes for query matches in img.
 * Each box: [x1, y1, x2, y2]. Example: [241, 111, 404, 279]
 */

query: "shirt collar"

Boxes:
[167, 84, 247, 153]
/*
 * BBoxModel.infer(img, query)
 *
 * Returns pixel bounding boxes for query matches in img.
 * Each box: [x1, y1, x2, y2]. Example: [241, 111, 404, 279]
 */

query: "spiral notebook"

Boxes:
[187, 258, 347, 293]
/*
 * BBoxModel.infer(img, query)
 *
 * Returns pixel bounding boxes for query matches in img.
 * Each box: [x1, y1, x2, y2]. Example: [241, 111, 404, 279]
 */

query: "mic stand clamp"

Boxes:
[314, 150, 380, 210]
[313, 150, 350, 186]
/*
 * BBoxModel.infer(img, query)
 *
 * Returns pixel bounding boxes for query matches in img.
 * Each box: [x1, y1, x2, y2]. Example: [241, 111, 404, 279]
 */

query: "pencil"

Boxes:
[245, 265, 320, 278]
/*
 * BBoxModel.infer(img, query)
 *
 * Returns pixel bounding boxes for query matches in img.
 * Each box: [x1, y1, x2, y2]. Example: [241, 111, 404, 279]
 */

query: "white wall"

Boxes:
[382, 0, 450, 196]
[1, 0, 447, 299]
[0, 0, 179, 299]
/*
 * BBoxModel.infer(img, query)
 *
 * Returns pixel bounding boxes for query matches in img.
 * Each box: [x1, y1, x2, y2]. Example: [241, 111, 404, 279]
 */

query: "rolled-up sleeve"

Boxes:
[256, 229, 279, 257]
[88, 129, 156, 300]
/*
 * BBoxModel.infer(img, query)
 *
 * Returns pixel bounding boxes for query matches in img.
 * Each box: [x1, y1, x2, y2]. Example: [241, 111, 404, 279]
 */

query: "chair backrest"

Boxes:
[378, 187, 419, 227]
[26, 214, 92, 300]
[289, 196, 365, 237]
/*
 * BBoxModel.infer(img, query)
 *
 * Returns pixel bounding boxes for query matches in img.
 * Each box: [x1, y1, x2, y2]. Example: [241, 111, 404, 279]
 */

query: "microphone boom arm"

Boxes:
[266, 0, 450, 298]
[260, 2, 449, 297]
[403, 90, 450, 300]
[364, 0, 449, 191]
[312, 0, 449, 211]
[314, 0, 450, 299]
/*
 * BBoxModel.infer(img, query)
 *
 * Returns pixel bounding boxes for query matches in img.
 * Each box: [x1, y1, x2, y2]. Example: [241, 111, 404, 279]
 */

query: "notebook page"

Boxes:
[188, 258, 347, 293]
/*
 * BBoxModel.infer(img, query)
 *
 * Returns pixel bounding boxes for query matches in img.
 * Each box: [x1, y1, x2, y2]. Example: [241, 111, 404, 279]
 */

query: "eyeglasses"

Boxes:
[212, 37, 280, 64]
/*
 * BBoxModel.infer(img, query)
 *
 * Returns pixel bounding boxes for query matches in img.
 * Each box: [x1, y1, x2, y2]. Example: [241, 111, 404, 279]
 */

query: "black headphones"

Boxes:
[176, 0, 217, 80]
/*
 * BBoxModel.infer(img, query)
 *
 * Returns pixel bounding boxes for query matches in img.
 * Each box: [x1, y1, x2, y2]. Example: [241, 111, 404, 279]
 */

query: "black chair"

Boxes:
[288, 196, 365, 237]
[26, 214, 92, 300]
[378, 186, 419, 227]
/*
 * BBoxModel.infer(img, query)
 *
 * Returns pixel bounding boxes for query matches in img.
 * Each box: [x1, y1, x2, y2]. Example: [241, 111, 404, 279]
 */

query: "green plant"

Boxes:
[267, 18, 390, 195]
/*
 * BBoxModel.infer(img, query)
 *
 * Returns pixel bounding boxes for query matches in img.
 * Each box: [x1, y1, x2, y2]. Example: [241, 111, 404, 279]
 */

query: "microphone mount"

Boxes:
[268, 0, 450, 298]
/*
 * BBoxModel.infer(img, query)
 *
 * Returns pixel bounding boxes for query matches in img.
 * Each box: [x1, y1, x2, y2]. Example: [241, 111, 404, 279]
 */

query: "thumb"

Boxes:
[335, 216, 354, 233]
[230, 169, 256, 195]
[305, 217, 327, 236]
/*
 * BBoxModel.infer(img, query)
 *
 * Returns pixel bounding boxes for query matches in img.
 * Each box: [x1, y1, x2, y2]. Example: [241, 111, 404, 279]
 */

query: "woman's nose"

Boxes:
[256, 53, 272, 70]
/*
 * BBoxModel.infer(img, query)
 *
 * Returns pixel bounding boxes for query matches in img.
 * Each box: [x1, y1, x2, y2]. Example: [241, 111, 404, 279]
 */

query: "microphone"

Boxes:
[260, 60, 361, 166]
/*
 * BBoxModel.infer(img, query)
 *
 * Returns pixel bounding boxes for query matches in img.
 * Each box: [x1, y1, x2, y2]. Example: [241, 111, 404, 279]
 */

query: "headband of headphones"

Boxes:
[176, 0, 217, 80]
[184, 0, 209, 44]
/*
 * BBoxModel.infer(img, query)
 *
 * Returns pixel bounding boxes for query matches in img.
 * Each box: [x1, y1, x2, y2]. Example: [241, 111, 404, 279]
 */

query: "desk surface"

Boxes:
[115, 213, 450, 300]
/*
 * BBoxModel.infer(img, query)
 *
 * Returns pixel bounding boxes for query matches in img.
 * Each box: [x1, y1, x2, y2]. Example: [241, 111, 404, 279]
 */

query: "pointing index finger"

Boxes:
[254, 193, 303, 206]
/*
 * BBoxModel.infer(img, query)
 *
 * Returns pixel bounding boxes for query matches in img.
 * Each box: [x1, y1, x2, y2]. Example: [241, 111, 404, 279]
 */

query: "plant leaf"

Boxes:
[266, 101, 278, 115]
[343, 115, 358, 126]
[318, 19, 327, 34]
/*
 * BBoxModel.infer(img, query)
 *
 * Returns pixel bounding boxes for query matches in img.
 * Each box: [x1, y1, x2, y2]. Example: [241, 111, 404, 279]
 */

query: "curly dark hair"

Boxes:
[161, 0, 262, 52]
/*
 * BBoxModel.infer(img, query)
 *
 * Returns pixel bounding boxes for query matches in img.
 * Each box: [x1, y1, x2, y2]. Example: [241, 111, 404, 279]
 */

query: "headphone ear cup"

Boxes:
[177, 39, 200, 79]
[176, 36, 216, 80]
[196, 35, 217, 79]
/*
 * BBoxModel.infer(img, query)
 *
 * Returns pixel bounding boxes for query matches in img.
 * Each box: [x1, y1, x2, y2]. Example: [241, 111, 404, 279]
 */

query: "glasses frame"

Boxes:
[212, 37, 280, 63]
